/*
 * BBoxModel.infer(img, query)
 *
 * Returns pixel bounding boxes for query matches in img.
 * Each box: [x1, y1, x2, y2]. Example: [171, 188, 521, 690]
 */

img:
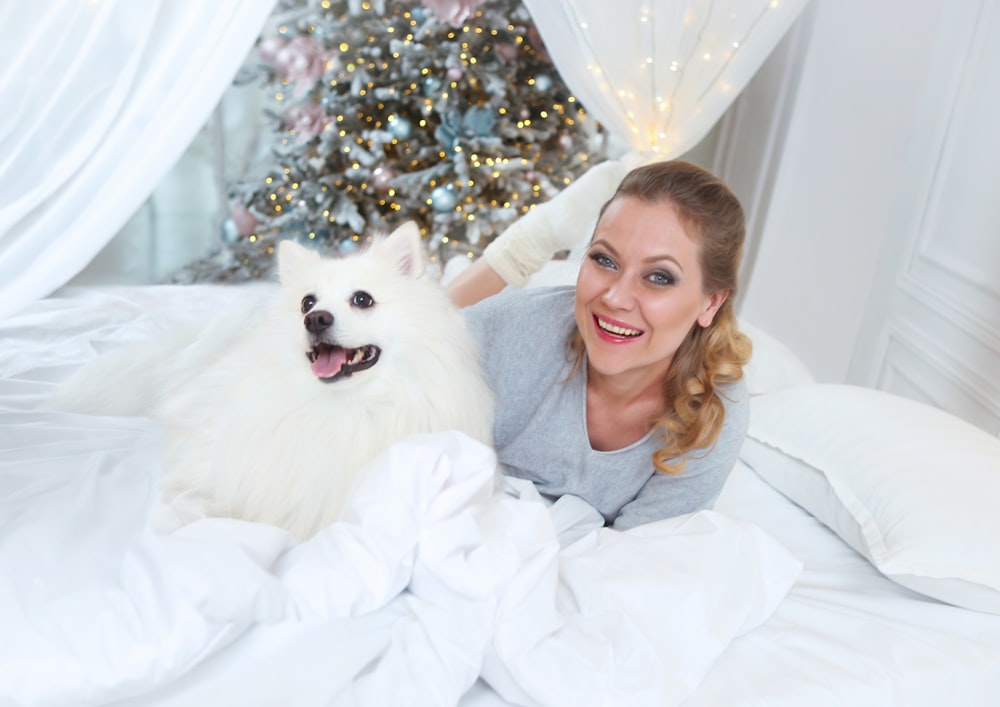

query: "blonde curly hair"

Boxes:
[570, 159, 751, 474]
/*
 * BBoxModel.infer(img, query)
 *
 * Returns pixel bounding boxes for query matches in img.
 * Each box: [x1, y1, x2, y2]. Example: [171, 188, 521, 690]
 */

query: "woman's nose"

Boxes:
[601, 278, 636, 310]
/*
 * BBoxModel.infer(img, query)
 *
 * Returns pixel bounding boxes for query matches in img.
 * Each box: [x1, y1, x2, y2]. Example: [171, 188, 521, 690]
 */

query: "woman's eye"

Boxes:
[301, 295, 317, 313]
[588, 252, 616, 269]
[646, 271, 676, 287]
[351, 290, 375, 308]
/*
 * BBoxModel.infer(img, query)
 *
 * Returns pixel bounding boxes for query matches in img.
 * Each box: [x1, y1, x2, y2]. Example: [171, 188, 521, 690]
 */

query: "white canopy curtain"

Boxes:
[0, 0, 278, 322]
[522, 0, 809, 158]
[512, 0, 809, 257]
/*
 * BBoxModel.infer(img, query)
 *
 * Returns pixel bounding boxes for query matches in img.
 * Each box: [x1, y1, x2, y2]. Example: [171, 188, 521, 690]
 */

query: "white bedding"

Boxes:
[3, 285, 1000, 707]
[697, 463, 1000, 706]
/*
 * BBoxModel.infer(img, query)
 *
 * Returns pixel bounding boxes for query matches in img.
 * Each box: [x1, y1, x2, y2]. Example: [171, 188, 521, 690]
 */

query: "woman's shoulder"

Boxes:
[464, 285, 575, 335]
[464, 285, 577, 384]
[718, 376, 749, 406]
[715, 376, 750, 441]
[467, 284, 574, 315]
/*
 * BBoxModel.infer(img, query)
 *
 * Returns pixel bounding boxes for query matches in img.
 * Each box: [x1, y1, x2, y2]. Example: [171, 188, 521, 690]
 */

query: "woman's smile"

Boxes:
[592, 313, 644, 341]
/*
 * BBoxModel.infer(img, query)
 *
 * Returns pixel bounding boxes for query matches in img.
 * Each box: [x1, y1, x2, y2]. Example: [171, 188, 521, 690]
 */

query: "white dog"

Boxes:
[50, 222, 494, 539]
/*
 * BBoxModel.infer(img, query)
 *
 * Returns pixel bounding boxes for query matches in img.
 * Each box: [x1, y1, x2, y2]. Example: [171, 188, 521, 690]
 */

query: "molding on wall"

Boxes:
[897, 272, 1000, 358]
[868, 0, 1000, 428]
[847, 0, 990, 390]
[879, 322, 1000, 433]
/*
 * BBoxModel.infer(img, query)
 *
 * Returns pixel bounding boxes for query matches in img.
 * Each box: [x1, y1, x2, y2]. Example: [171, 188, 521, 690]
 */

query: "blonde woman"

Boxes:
[454, 160, 751, 529]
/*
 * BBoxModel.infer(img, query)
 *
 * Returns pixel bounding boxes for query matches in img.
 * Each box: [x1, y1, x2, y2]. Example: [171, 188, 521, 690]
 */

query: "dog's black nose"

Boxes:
[304, 310, 334, 333]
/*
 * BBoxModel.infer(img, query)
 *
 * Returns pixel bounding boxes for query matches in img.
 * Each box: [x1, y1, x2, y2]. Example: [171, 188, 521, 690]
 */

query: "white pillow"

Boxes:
[742, 383, 1000, 614]
[738, 319, 815, 395]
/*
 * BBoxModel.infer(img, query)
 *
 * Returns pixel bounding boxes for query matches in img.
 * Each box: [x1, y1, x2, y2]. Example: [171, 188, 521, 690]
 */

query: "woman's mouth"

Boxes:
[593, 314, 643, 342]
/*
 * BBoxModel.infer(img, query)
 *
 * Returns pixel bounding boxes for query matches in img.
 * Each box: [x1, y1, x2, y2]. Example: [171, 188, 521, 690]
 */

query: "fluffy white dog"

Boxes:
[51, 222, 494, 539]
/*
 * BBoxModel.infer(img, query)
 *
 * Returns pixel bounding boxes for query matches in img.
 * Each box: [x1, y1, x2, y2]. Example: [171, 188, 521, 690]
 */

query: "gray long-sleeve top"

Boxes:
[464, 285, 748, 530]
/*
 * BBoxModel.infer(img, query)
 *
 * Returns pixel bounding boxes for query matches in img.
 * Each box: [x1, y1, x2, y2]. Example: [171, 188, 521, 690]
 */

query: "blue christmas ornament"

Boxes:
[409, 7, 428, 22]
[387, 115, 412, 140]
[533, 74, 554, 92]
[462, 105, 496, 136]
[220, 217, 240, 244]
[423, 76, 443, 96]
[434, 110, 462, 154]
[338, 238, 359, 255]
[430, 185, 458, 212]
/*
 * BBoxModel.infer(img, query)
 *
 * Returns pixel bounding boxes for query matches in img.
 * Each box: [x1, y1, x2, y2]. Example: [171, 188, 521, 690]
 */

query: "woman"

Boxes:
[452, 159, 751, 530]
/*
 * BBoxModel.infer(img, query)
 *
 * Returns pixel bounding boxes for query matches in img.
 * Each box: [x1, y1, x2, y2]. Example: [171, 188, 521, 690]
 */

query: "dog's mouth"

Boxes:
[307, 343, 381, 382]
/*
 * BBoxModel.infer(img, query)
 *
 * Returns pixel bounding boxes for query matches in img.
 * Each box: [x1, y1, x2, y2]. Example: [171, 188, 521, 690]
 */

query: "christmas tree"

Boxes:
[175, 0, 606, 283]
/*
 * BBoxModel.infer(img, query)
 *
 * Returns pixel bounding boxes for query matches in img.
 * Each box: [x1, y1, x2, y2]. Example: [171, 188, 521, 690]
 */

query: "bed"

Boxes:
[3, 280, 1000, 707]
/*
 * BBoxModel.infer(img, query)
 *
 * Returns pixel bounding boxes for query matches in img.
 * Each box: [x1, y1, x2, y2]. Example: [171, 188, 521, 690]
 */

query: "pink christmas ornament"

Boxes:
[371, 166, 398, 192]
[273, 36, 337, 95]
[230, 204, 258, 237]
[258, 36, 287, 63]
[284, 103, 328, 142]
[527, 26, 552, 63]
[496, 43, 519, 63]
[446, 66, 464, 82]
[420, 0, 486, 28]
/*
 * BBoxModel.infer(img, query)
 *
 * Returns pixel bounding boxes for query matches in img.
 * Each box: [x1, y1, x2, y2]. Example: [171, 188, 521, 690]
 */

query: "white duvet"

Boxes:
[0, 287, 802, 707]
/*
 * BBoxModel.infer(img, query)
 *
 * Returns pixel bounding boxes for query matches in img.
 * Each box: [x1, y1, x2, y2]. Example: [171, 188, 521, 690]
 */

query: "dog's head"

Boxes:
[276, 221, 438, 385]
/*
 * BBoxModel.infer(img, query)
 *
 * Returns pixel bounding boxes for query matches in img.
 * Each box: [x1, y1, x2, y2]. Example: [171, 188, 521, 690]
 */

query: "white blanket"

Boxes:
[0, 287, 802, 707]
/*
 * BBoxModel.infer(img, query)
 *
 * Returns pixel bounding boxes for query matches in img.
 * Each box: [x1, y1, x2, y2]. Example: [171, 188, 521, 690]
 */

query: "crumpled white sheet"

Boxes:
[0, 286, 803, 707]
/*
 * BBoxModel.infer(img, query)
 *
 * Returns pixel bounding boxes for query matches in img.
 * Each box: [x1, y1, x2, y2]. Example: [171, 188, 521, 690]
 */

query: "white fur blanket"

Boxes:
[0, 286, 801, 707]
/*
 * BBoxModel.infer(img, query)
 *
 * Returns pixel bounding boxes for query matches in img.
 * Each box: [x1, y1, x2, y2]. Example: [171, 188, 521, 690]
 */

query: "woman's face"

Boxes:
[574, 195, 727, 388]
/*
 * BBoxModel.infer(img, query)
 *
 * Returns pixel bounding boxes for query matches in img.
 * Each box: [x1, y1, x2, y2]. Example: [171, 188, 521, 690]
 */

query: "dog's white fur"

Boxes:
[50, 223, 494, 539]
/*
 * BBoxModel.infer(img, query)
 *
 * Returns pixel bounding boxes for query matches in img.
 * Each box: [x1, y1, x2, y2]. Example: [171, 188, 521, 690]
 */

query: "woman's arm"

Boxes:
[446, 257, 507, 308]
[447, 158, 633, 308]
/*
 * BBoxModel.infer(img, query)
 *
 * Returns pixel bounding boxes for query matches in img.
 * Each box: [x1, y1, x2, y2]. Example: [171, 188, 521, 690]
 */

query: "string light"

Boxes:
[177, 0, 602, 284]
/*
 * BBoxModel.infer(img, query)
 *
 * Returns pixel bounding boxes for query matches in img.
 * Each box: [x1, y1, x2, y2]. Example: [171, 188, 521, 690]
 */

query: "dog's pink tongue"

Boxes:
[311, 348, 348, 378]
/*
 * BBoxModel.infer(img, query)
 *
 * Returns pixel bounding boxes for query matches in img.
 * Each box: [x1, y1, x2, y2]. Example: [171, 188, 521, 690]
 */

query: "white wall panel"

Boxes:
[860, 0, 1000, 433]
[728, 0, 1000, 433]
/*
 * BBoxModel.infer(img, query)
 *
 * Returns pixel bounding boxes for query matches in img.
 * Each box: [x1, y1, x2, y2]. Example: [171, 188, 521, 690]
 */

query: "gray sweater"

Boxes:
[465, 286, 748, 530]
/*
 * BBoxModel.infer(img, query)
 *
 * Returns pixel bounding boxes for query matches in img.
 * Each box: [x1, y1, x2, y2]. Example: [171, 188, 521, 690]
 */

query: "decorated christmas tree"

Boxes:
[175, 0, 606, 283]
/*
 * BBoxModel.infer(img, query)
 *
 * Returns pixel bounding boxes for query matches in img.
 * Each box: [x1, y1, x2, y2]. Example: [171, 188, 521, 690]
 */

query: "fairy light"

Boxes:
[188, 0, 604, 283]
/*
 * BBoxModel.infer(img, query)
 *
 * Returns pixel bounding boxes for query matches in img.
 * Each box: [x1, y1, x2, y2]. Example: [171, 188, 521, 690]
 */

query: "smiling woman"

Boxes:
[462, 160, 751, 530]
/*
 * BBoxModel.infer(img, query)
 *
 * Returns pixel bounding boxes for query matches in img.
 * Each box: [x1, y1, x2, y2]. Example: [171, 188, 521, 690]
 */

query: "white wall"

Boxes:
[735, 0, 947, 382]
[727, 0, 1000, 434]
[68, 83, 266, 286]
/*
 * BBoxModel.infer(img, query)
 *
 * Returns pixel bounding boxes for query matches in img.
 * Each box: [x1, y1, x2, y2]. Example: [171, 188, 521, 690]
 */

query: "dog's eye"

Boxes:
[301, 295, 317, 313]
[351, 290, 375, 309]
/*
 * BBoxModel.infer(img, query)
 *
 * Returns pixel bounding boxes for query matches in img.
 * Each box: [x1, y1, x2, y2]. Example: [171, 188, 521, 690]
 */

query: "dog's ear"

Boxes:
[278, 239, 321, 284]
[383, 221, 426, 279]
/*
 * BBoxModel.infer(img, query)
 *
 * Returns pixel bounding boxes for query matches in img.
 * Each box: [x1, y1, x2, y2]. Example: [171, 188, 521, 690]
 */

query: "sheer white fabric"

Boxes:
[0, 0, 277, 322]
[482, 0, 809, 284]
[521, 0, 809, 158]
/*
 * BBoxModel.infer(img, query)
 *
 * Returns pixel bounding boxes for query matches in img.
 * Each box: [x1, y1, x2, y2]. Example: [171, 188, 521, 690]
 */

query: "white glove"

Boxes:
[482, 154, 646, 287]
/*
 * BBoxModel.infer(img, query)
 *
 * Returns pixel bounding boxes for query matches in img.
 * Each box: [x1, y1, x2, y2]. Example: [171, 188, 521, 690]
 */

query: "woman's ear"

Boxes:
[697, 289, 729, 327]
